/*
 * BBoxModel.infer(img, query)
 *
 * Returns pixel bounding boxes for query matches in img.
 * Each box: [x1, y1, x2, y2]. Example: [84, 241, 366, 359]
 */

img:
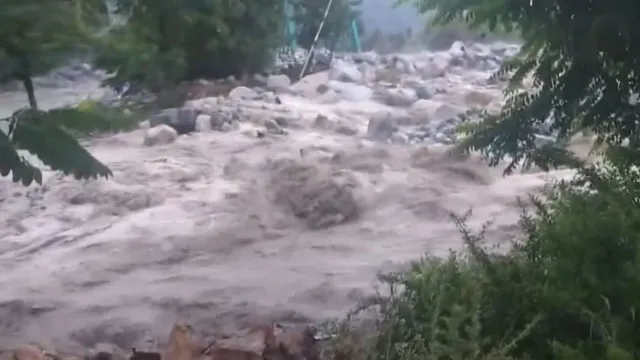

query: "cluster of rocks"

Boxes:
[140, 82, 295, 146]
[272, 47, 333, 77]
[365, 108, 484, 146]
[0, 322, 323, 360]
[138, 40, 549, 149]
[313, 41, 518, 145]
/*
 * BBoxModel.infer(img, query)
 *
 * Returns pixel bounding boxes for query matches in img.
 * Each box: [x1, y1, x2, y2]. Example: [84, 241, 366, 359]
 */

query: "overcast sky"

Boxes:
[359, 0, 422, 34]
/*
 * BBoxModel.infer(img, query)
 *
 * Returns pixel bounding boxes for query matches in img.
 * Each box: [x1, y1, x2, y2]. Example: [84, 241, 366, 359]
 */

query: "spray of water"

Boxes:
[95, 0, 130, 36]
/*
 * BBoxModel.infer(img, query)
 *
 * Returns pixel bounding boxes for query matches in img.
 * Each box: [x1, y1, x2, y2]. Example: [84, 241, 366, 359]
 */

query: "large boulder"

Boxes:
[366, 112, 398, 142]
[289, 71, 330, 98]
[143, 124, 178, 146]
[228, 86, 259, 101]
[328, 59, 363, 83]
[265, 74, 291, 93]
[373, 87, 417, 107]
[267, 158, 360, 229]
[149, 107, 199, 135]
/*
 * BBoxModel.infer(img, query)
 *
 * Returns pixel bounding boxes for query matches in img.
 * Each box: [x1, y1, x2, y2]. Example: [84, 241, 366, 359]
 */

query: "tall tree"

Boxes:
[96, 0, 286, 93]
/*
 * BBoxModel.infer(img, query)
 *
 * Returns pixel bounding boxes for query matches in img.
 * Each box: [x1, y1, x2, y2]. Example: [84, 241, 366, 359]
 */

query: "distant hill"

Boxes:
[359, 0, 421, 34]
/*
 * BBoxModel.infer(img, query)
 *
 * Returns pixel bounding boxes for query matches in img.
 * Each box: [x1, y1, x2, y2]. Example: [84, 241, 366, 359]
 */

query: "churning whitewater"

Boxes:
[0, 42, 575, 350]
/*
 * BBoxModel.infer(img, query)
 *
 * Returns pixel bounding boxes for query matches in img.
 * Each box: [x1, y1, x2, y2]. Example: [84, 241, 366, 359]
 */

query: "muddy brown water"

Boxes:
[0, 67, 576, 352]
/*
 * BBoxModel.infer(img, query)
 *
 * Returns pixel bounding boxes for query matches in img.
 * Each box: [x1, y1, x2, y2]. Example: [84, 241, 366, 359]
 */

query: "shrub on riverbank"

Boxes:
[325, 154, 640, 360]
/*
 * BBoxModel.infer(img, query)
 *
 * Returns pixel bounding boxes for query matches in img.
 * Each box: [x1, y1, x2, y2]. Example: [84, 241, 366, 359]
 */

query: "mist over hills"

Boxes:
[360, 0, 422, 34]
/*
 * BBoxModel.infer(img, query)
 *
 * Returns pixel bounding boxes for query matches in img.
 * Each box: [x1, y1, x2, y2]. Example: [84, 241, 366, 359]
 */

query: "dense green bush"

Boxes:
[337, 154, 640, 360]
[96, 0, 285, 92]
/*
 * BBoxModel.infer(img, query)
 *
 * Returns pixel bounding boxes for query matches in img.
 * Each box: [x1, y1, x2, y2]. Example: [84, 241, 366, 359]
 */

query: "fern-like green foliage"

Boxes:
[400, 0, 640, 174]
[1, 105, 139, 186]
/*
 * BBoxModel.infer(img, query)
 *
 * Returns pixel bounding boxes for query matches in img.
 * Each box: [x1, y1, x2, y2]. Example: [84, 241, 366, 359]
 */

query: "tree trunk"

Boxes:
[4, 43, 38, 110]
[22, 76, 37, 110]
[18, 55, 38, 110]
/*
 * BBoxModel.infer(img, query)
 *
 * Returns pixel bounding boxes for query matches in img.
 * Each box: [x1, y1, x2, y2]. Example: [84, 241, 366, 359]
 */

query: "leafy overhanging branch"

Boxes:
[402, 0, 640, 173]
[1, 107, 117, 186]
[0, 129, 43, 186]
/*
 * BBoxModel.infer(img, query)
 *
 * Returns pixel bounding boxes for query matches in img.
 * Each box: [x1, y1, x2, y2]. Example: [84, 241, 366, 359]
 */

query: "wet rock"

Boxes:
[368, 109, 411, 127]
[274, 325, 320, 360]
[414, 84, 435, 100]
[195, 114, 213, 132]
[406, 127, 432, 143]
[373, 88, 417, 107]
[12, 345, 45, 360]
[273, 116, 290, 128]
[130, 350, 161, 360]
[264, 119, 285, 135]
[143, 124, 178, 146]
[228, 86, 259, 101]
[334, 124, 358, 136]
[259, 92, 280, 104]
[252, 73, 268, 85]
[449, 41, 467, 58]
[419, 55, 449, 79]
[312, 114, 332, 130]
[183, 96, 220, 113]
[186, 97, 242, 130]
[434, 103, 463, 121]
[328, 59, 362, 83]
[289, 72, 330, 98]
[266, 74, 291, 93]
[372, 67, 403, 84]
[408, 99, 440, 125]
[391, 56, 416, 74]
[315, 84, 329, 94]
[149, 108, 198, 135]
[351, 51, 378, 64]
[90, 343, 128, 360]
[161, 324, 202, 360]
[210, 113, 228, 130]
[207, 325, 275, 360]
[366, 113, 398, 142]
[268, 158, 360, 229]
[433, 132, 454, 145]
